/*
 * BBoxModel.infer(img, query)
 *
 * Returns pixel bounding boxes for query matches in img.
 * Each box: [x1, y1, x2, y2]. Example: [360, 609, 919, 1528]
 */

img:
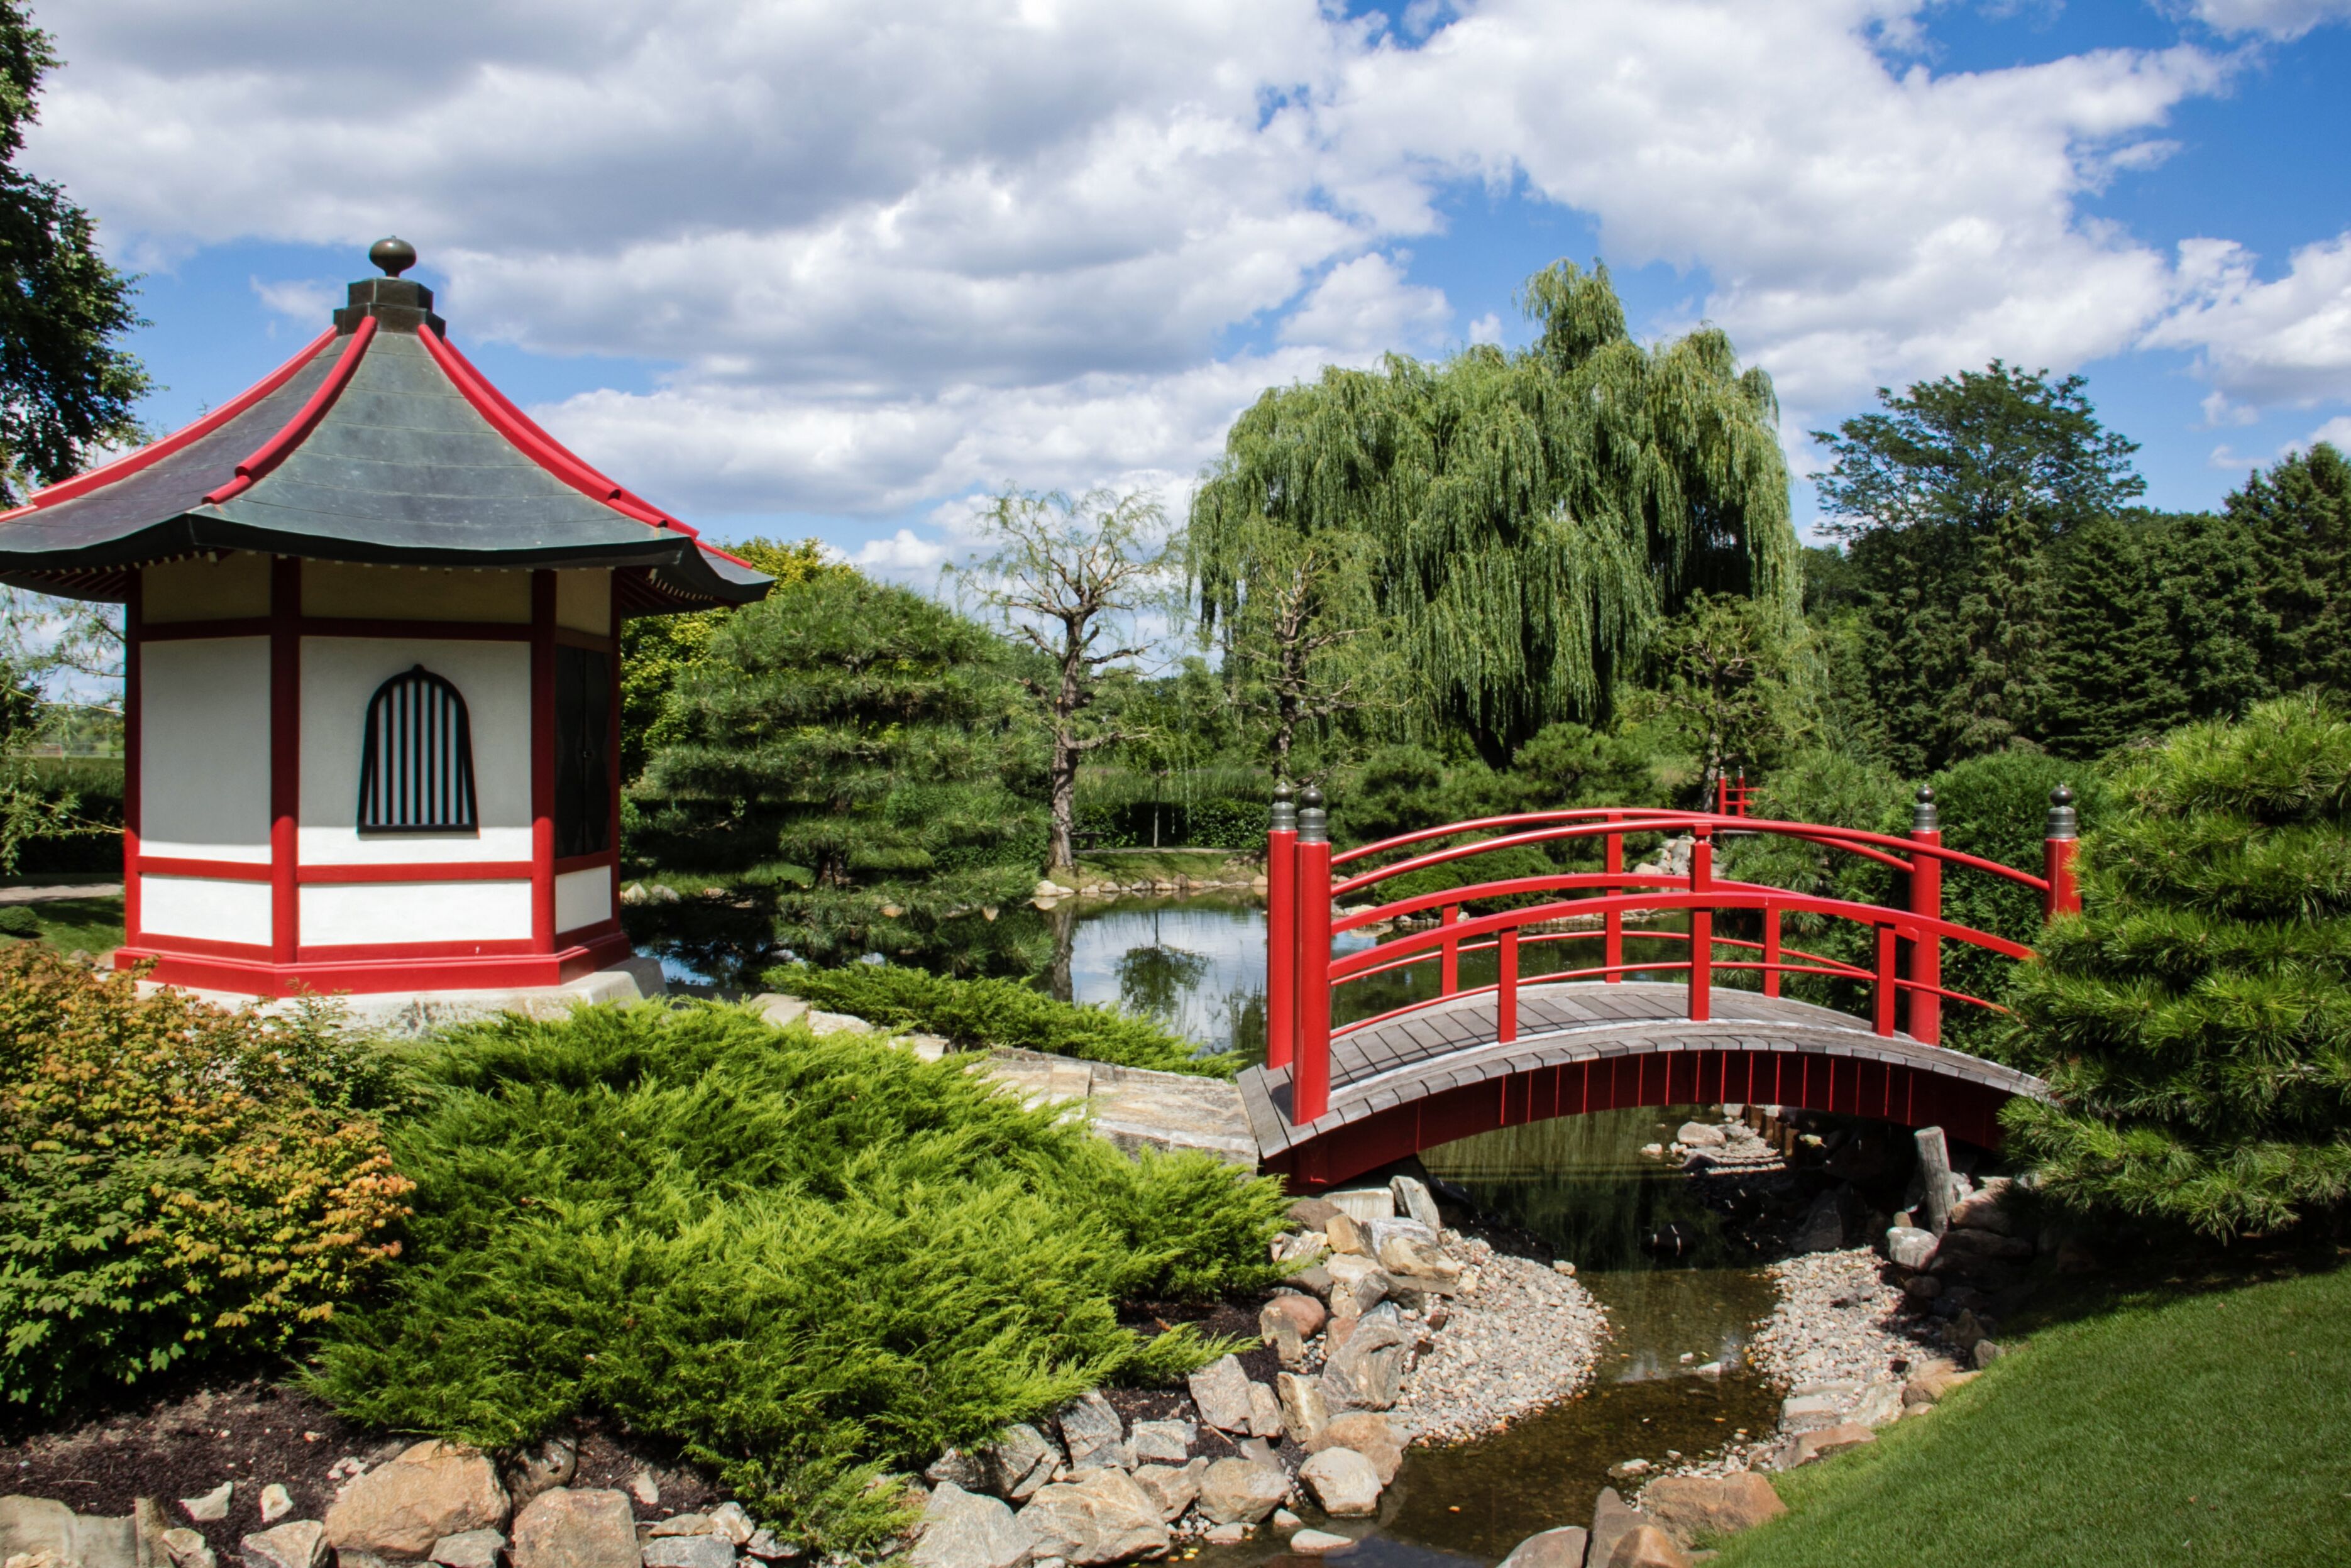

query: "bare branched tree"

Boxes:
[963, 486, 1179, 877]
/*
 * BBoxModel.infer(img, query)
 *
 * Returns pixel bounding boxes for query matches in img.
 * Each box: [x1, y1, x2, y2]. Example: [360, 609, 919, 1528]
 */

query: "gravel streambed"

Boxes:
[1391, 1233, 1607, 1445]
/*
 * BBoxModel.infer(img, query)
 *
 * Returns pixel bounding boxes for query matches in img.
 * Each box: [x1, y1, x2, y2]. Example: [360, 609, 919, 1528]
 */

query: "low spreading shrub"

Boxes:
[312, 1003, 1288, 1551]
[0, 948, 412, 1409]
[773, 961, 1233, 1077]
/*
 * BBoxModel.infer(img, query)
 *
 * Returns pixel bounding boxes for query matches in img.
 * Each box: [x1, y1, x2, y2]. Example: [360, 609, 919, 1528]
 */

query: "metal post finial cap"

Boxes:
[2047, 783, 2079, 841]
[370, 236, 417, 277]
[1912, 783, 1939, 833]
[1298, 783, 1328, 844]
[1270, 777, 1297, 833]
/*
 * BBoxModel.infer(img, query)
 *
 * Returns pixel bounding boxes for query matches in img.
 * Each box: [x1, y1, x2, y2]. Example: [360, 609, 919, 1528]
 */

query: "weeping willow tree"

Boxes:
[1191, 261, 1797, 767]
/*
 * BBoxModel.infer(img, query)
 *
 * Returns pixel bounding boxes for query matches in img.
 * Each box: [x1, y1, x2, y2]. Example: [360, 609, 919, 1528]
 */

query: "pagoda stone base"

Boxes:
[133, 953, 666, 1037]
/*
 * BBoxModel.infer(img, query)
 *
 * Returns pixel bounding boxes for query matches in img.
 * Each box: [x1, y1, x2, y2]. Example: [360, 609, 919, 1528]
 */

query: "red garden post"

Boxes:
[1688, 824, 1713, 1022]
[1604, 812, 1624, 983]
[1293, 786, 1333, 1125]
[1265, 781, 1297, 1071]
[2044, 785, 2081, 921]
[1440, 902, 1462, 995]
[1908, 784, 1943, 1046]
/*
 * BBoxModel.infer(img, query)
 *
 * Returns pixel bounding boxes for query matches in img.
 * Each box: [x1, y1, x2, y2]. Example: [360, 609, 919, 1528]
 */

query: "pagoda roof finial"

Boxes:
[369, 236, 417, 278]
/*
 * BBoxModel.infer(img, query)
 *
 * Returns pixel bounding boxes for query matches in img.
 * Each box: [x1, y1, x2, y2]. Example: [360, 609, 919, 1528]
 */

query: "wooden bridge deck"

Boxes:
[1238, 980, 2050, 1170]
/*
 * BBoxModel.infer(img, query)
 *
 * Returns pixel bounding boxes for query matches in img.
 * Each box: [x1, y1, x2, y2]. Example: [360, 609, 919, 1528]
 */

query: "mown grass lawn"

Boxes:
[1, 893, 124, 954]
[1714, 1260, 2351, 1568]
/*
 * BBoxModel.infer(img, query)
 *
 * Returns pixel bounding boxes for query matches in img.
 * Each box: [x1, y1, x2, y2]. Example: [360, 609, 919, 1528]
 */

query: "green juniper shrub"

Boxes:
[312, 1002, 1287, 1551]
[0, 905, 38, 938]
[2001, 694, 2351, 1237]
[0, 949, 412, 1409]
[773, 961, 1230, 1077]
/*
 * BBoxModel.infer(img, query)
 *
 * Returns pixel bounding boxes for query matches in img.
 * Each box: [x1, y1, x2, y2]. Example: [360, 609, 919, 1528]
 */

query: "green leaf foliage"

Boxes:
[634, 570, 1047, 972]
[1193, 260, 1796, 768]
[772, 962, 1231, 1078]
[311, 1002, 1287, 1550]
[0, 948, 412, 1410]
[2001, 695, 2351, 1236]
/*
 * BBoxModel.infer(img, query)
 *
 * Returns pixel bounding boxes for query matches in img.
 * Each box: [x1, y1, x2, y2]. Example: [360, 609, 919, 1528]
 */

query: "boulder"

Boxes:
[180, 1489, 233, 1527]
[1494, 1527, 1588, 1568]
[1203, 1525, 1245, 1547]
[1973, 1339, 2005, 1369]
[1291, 1265, 1336, 1300]
[1287, 1530, 1357, 1556]
[1261, 1297, 1328, 1367]
[1935, 1227, 2034, 1263]
[1127, 1421, 1193, 1466]
[910, 1483, 1032, 1568]
[926, 1452, 992, 1493]
[1948, 1177, 2015, 1233]
[1602, 1525, 1688, 1568]
[428, 1533, 505, 1568]
[1247, 1381, 1284, 1439]
[1194, 1461, 1289, 1527]
[1635, 1473, 1783, 1548]
[1325, 1212, 1369, 1256]
[1286, 1197, 1343, 1231]
[325, 1442, 510, 1560]
[1015, 1472, 1170, 1565]
[704, 1506, 752, 1547]
[1323, 1256, 1390, 1318]
[1776, 1424, 1876, 1469]
[240, 1523, 328, 1568]
[1309, 1414, 1402, 1486]
[984, 1425, 1065, 1502]
[1389, 1176, 1443, 1231]
[1323, 1187, 1395, 1224]
[1128, 1462, 1204, 1524]
[1587, 1489, 1658, 1568]
[1902, 1362, 1972, 1405]
[1272, 1232, 1329, 1266]
[504, 1440, 578, 1510]
[1775, 1389, 1851, 1434]
[1792, 1190, 1849, 1253]
[1277, 1372, 1330, 1449]
[1674, 1122, 1725, 1148]
[0, 1498, 79, 1566]
[1187, 1355, 1257, 1434]
[1320, 1314, 1412, 1410]
[1055, 1391, 1129, 1472]
[642, 1538, 735, 1568]
[1297, 1450, 1381, 1518]
[1848, 1382, 1906, 1429]
[647, 1517, 713, 1538]
[161, 1529, 217, 1568]
[1884, 1226, 1937, 1269]
[1905, 1273, 1944, 1300]
[257, 1488, 294, 1528]
[509, 1490, 640, 1568]
[1372, 1230, 1458, 1282]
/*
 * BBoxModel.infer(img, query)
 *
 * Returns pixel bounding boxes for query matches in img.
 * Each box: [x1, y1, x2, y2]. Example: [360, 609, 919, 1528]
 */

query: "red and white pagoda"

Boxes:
[0, 239, 769, 997]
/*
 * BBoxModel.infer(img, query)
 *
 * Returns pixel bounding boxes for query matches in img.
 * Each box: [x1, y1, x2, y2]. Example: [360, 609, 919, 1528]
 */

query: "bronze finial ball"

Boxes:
[1917, 784, 1935, 804]
[369, 236, 417, 277]
[2051, 784, 2075, 807]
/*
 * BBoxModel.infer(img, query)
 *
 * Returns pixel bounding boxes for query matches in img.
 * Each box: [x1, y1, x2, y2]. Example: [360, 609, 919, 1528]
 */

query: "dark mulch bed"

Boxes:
[0, 1374, 720, 1564]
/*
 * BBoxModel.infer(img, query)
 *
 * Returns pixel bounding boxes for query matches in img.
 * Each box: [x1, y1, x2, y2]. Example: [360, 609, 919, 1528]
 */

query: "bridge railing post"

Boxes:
[1688, 825, 1713, 1022]
[1604, 813, 1624, 983]
[2044, 785, 2080, 921]
[1265, 781, 1297, 1071]
[1908, 785, 1942, 1046]
[1498, 928, 1519, 1043]
[1874, 924, 1898, 1036]
[1440, 902, 1461, 995]
[1293, 786, 1333, 1125]
[1763, 906, 1781, 998]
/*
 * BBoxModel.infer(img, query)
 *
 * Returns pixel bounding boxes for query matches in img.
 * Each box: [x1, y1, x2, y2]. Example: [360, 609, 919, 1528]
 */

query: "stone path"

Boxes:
[979, 1048, 1258, 1165]
[0, 880, 121, 905]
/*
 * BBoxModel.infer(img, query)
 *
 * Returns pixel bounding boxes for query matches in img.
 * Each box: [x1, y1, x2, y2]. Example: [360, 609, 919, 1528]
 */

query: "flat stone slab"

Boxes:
[982, 1048, 1257, 1165]
[141, 955, 667, 1036]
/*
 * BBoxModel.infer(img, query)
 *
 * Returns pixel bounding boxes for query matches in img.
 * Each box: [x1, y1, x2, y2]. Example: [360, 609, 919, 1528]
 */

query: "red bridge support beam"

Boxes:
[1908, 785, 1942, 1046]
[2044, 785, 2080, 920]
[1264, 782, 1297, 1072]
[1294, 786, 1333, 1124]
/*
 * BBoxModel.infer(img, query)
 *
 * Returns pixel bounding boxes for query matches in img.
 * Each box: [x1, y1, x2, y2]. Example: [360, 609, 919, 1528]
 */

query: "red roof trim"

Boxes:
[0, 326, 337, 524]
[204, 317, 380, 507]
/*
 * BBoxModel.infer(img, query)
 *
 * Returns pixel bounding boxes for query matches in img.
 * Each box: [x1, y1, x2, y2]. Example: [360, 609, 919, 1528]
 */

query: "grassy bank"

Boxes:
[0, 893, 124, 952]
[1714, 1261, 2351, 1567]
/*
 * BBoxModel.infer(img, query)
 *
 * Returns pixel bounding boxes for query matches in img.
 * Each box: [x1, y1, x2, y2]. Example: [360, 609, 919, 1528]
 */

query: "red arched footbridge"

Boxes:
[1239, 785, 2079, 1190]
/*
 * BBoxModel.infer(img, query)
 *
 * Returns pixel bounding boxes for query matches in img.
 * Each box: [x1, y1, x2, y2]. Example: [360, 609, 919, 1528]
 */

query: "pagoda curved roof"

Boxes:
[0, 266, 770, 616]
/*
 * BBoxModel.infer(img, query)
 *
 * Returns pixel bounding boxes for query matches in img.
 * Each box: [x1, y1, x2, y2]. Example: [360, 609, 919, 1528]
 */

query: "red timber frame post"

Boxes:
[1264, 781, 1297, 1072]
[1908, 784, 1942, 1046]
[1687, 823, 1713, 1022]
[2044, 785, 2081, 921]
[1292, 785, 1333, 1125]
[122, 573, 142, 946]
[608, 582, 624, 928]
[529, 569, 557, 953]
[1604, 812, 1624, 984]
[269, 556, 300, 966]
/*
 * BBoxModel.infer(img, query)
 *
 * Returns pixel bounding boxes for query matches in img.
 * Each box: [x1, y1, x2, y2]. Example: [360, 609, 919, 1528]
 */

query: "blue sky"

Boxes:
[32, 0, 2351, 564]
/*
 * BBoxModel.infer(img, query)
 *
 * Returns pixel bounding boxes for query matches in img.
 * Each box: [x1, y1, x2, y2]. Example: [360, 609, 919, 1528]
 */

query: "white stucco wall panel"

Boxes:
[300, 637, 531, 864]
[140, 637, 272, 858]
[554, 867, 611, 935]
[140, 874, 271, 945]
[300, 880, 532, 947]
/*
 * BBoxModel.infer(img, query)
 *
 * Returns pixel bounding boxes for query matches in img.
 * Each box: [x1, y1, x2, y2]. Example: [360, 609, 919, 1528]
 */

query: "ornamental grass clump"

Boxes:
[0, 946, 412, 1410]
[2003, 694, 2351, 1237]
[312, 1002, 1289, 1551]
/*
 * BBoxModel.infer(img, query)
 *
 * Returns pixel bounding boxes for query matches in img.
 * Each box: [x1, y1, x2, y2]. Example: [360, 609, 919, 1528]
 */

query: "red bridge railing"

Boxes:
[1263, 782, 2083, 1126]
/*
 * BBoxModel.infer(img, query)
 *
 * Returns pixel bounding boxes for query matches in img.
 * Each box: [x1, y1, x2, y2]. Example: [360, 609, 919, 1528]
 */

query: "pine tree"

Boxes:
[636, 572, 1046, 972]
[1192, 260, 1796, 768]
[2232, 442, 2351, 696]
[2002, 694, 2351, 1237]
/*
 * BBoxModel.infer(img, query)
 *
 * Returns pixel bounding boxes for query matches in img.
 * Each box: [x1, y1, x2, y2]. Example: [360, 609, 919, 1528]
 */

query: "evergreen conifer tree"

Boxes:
[2232, 442, 2351, 696]
[636, 572, 1045, 972]
[2003, 695, 2351, 1236]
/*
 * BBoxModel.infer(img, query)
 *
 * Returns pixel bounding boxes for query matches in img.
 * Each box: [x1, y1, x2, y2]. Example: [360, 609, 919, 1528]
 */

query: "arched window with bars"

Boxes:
[357, 664, 480, 833]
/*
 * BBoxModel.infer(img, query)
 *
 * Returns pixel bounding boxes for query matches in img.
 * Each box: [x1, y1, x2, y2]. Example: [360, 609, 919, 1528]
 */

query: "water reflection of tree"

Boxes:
[1116, 941, 1211, 1019]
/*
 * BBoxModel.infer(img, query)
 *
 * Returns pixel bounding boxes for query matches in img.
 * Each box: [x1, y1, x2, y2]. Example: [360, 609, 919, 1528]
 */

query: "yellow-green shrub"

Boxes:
[0, 948, 412, 1408]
